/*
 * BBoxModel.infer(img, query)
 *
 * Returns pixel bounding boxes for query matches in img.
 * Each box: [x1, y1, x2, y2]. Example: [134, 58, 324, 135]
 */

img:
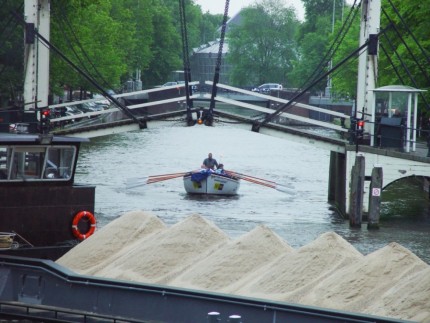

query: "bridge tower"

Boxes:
[356, 0, 381, 136]
[24, 0, 51, 113]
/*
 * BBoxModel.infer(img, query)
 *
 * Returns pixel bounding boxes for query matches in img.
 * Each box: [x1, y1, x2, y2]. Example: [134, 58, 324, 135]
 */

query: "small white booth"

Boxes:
[370, 85, 426, 152]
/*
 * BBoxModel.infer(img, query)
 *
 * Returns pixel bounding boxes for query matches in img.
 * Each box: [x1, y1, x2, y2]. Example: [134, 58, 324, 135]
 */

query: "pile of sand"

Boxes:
[169, 224, 294, 292]
[230, 232, 364, 301]
[299, 242, 428, 313]
[57, 210, 166, 275]
[87, 213, 230, 284]
[56, 211, 430, 322]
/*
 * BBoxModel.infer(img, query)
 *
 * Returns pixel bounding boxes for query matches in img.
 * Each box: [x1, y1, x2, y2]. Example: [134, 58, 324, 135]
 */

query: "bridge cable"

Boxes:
[382, 31, 421, 93]
[53, 2, 113, 91]
[381, 30, 430, 111]
[207, 0, 229, 126]
[381, 8, 430, 85]
[258, 1, 362, 127]
[386, 0, 430, 65]
[11, 10, 146, 129]
[178, 0, 194, 125]
[53, 12, 96, 90]
[380, 43, 406, 87]
[298, 0, 360, 91]
[0, 2, 21, 40]
[0, 2, 23, 82]
[260, 0, 360, 126]
[252, 27, 390, 132]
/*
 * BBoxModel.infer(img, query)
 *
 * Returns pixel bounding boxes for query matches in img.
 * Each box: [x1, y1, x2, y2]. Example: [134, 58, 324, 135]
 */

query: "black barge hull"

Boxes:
[0, 255, 409, 323]
[0, 184, 95, 260]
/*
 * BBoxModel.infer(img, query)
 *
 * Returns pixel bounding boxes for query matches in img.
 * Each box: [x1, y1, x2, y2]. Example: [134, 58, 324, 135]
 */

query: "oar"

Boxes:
[126, 172, 189, 189]
[226, 170, 294, 194]
[149, 171, 190, 178]
[227, 171, 277, 184]
[147, 174, 185, 184]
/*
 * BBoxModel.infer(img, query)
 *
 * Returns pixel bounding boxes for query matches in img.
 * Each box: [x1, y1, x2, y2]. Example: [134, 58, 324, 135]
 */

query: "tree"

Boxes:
[227, 0, 299, 87]
[329, 4, 360, 98]
[141, 2, 182, 86]
[111, 0, 153, 87]
[289, 23, 331, 91]
[291, 0, 346, 92]
[378, 0, 430, 89]
[50, 0, 131, 95]
[140, 0, 217, 87]
[199, 13, 225, 44]
[0, 1, 24, 106]
[330, 0, 430, 106]
[0, 0, 227, 105]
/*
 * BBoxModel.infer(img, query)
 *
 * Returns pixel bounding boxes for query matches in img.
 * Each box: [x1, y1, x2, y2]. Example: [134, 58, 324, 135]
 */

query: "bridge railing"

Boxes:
[48, 82, 199, 125]
[205, 81, 350, 133]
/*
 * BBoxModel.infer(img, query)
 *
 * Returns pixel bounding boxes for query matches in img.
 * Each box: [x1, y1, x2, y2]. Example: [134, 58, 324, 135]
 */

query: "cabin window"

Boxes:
[0, 145, 76, 182]
[0, 147, 8, 179]
[43, 147, 75, 180]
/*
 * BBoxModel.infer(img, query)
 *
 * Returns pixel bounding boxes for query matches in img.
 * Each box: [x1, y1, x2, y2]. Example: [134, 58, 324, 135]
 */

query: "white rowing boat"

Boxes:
[127, 170, 292, 195]
[183, 170, 240, 195]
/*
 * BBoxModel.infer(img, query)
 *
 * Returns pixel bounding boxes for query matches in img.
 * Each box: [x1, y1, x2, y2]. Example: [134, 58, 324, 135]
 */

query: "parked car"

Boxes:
[177, 80, 198, 91]
[93, 94, 110, 109]
[76, 102, 102, 116]
[162, 82, 178, 87]
[65, 105, 85, 122]
[252, 83, 283, 93]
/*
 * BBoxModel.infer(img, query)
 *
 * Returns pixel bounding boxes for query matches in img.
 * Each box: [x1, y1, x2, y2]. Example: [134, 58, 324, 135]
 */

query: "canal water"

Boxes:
[76, 122, 430, 264]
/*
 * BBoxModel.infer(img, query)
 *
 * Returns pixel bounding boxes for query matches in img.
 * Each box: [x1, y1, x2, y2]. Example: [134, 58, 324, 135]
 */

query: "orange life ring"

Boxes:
[72, 211, 96, 240]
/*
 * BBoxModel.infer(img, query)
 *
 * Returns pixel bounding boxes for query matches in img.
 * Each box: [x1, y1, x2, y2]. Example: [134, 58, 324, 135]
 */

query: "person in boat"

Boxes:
[202, 153, 218, 170]
[215, 164, 225, 174]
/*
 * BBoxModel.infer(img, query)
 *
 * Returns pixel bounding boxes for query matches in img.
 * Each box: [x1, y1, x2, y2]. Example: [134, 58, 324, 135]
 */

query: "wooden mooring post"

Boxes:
[368, 165, 383, 229]
[349, 155, 365, 227]
[349, 155, 383, 229]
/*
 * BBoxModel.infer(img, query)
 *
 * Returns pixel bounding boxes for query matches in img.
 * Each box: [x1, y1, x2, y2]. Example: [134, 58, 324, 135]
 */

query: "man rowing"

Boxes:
[202, 153, 218, 170]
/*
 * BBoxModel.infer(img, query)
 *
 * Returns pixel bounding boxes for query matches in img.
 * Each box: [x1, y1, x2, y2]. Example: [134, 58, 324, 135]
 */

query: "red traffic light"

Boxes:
[357, 120, 365, 128]
[41, 109, 50, 118]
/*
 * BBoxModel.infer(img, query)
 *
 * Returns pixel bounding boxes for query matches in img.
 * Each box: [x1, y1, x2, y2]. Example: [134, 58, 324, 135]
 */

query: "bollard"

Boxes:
[368, 165, 383, 229]
[349, 154, 365, 227]
[228, 314, 242, 323]
[207, 311, 221, 323]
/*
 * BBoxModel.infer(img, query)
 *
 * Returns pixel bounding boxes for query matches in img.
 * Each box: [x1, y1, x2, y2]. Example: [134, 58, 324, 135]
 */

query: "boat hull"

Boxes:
[183, 172, 240, 195]
[0, 133, 96, 260]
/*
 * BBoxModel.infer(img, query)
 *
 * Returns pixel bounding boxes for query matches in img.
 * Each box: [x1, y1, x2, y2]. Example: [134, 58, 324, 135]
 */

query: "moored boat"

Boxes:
[183, 170, 240, 195]
[0, 131, 96, 260]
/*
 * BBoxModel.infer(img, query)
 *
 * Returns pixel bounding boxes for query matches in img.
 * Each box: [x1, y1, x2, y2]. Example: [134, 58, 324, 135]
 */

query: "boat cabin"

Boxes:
[0, 132, 95, 260]
[0, 133, 79, 183]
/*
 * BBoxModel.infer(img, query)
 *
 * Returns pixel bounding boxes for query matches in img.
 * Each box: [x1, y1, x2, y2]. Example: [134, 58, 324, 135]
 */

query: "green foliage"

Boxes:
[0, 1, 24, 105]
[330, 8, 360, 98]
[141, 0, 221, 86]
[329, 0, 430, 111]
[50, 0, 130, 94]
[200, 13, 224, 44]
[0, 0, 222, 104]
[227, 0, 299, 87]
[289, 26, 330, 90]
[142, 2, 181, 86]
[292, 0, 346, 92]
[379, 0, 430, 91]
[2, 0, 429, 110]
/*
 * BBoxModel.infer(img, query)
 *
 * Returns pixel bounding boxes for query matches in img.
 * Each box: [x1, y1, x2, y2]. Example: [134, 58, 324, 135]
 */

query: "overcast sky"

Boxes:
[194, 0, 306, 21]
[194, 0, 355, 22]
